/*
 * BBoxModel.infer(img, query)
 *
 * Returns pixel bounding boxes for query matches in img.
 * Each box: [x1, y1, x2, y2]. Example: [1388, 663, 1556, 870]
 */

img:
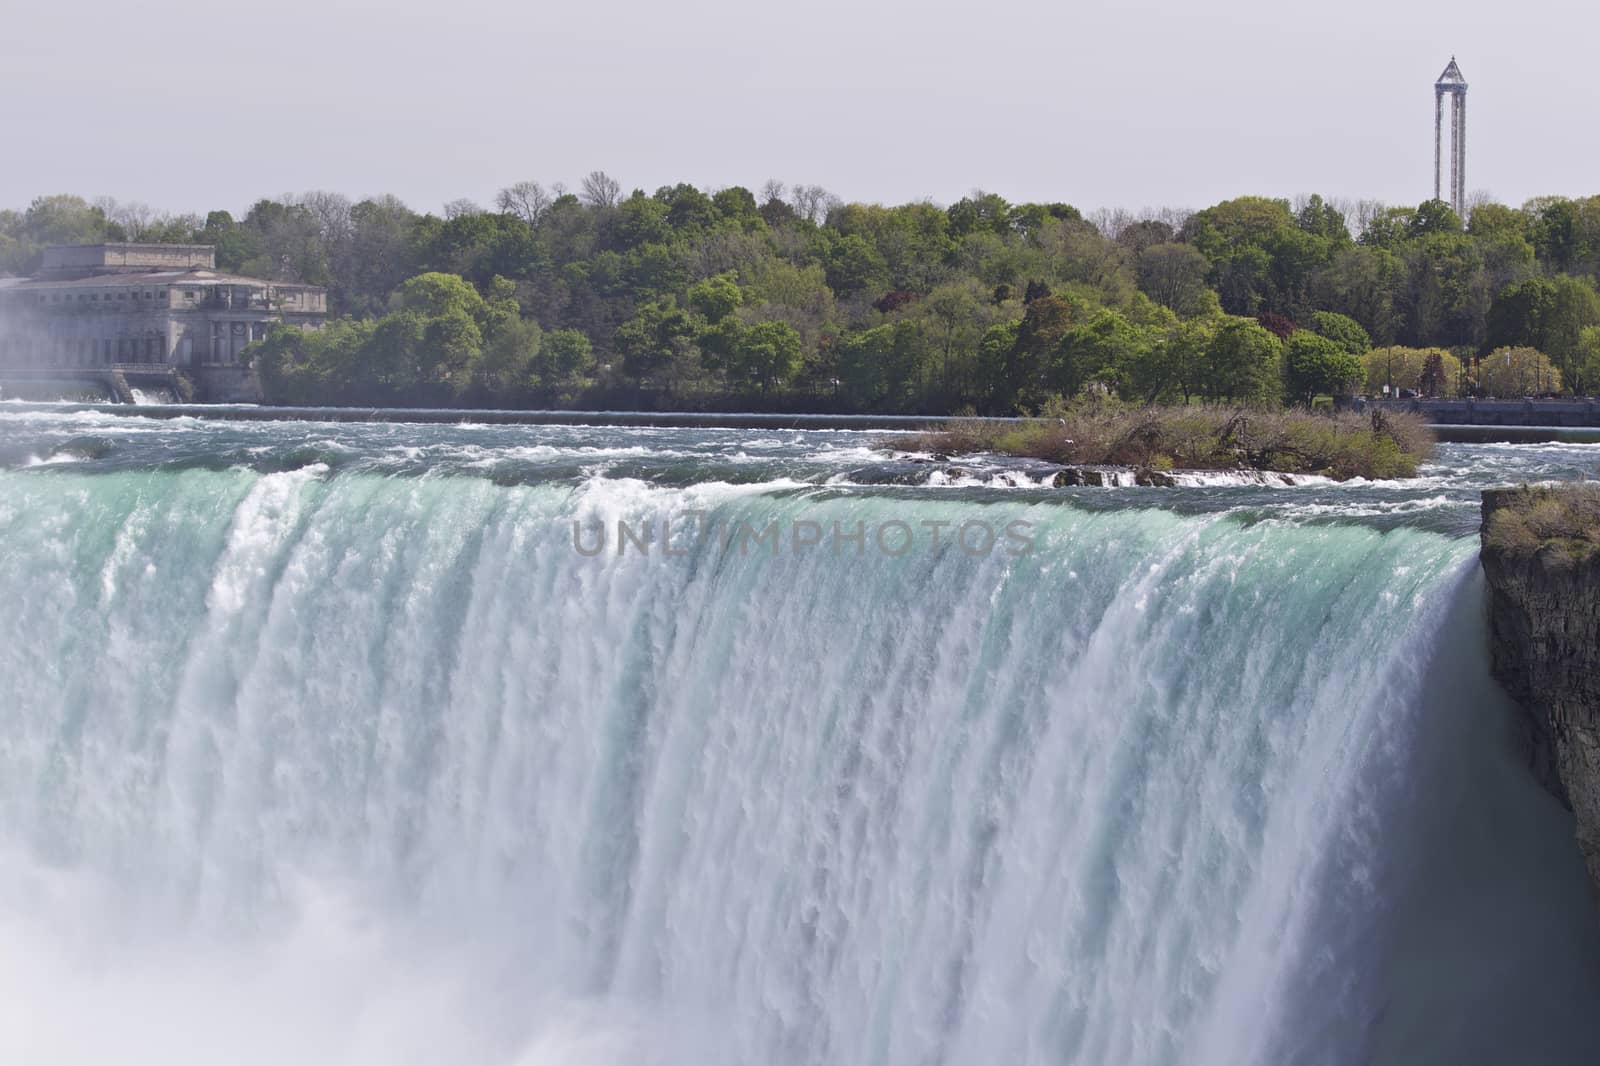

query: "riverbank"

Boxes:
[0, 402, 1014, 432]
[899, 406, 1436, 481]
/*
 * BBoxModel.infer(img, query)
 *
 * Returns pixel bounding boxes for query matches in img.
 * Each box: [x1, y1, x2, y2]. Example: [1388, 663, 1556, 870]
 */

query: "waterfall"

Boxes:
[1, 466, 1597, 1065]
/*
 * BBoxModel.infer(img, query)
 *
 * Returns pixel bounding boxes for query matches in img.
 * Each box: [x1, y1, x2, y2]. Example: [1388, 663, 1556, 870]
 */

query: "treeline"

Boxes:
[4, 183, 1600, 411]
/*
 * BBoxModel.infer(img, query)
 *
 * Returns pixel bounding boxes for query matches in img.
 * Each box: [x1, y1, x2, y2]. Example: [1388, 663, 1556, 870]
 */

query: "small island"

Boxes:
[897, 405, 1435, 482]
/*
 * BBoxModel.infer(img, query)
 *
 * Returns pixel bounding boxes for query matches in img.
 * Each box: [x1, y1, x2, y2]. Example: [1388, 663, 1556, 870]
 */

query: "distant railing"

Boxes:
[0, 367, 114, 379]
[1364, 396, 1600, 427]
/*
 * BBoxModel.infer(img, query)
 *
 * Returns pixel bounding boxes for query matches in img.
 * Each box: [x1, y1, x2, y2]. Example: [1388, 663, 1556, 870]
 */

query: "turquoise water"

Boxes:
[1, 407, 1598, 1065]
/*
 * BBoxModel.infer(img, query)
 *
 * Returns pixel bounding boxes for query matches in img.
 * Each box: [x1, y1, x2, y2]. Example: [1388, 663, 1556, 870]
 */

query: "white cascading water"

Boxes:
[1, 463, 1597, 1065]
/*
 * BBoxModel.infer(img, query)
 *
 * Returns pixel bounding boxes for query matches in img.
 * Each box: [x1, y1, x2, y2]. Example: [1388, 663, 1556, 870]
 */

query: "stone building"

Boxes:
[0, 243, 326, 374]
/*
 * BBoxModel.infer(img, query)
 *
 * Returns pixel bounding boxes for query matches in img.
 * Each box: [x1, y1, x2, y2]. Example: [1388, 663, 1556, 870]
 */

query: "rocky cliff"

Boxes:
[1480, 485, 1600, 900]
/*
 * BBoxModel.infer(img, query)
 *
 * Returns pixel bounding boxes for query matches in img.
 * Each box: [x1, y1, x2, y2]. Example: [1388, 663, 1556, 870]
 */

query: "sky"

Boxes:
[0, 0, 1595, 219]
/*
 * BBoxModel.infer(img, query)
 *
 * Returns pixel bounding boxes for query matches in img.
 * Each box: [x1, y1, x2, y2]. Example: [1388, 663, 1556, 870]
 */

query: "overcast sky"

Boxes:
[0, 0, 1593, 218]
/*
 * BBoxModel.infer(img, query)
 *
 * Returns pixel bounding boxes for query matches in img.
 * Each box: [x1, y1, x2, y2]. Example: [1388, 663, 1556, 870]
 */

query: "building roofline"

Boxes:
[6, 270, 324, 292]
[43, 242, 218, 252]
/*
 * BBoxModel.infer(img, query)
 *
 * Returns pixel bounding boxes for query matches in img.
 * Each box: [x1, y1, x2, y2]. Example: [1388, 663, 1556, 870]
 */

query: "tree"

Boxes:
[974, 320, 1023, 412]
[615, 298, 700, 392]
[1395, 232, 1489, 350]
[1487, 275, 1600, 386]
[1052, 309, 1147, 397]
[712, 186, 759, 225]
[1137, 243, 1213, 317]
[1467, 203, 1530, 244]
[688, 272, 743, 323]
[947, 193, 1013, 238]
[1182, 196, 1335, 318]
[365, 311, 431, 394]
[94, 198, 162, 242]
[1528, 198, 1582, 271]
[790, 184, 837, 224]
[240, 197, 336, 285]
[1296, 194, 1352, 244]
[1360, 347, 1462, 398]
[1406, 199, 1462, 239]
[199, 209, 261, 275]
[1478, 346, 1562, 397]
[414, 211, 538, 288]
[394, 271, 489, 322]
[1284, 331, 1363, 405]
[1256, 311, 1297, 340]
[1116, 218, 1175, 255]
[917, 279, 996, 398]
[1308, 310, 1371, 355]
[534, 329, 595, 395]
[1573, 326, 1600, 396]
[581, 171, 623, 209]
[1419, 352, 1447, 398]
[731, 320, 803, 393]
[825, 233, 890, 298]
[496, 181, 553, 225]
[837, 321, 931, 410]
[1202, 317, 1282, 403]
[340, 196, 420, 315]
[1125, 317, 1205, 404]
[657, 183, 717, 231]
[466, 315, 541, 398]
[21, 194, 117, 246]
[1310, 246, 1402, 345]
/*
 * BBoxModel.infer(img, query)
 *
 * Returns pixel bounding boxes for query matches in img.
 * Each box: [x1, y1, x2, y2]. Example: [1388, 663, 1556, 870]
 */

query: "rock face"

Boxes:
[1480, 487, 1600, 900]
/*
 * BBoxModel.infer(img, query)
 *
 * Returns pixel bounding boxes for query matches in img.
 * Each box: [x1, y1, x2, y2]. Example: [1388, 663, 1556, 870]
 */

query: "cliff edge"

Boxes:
[1480, 484, 1600, 900]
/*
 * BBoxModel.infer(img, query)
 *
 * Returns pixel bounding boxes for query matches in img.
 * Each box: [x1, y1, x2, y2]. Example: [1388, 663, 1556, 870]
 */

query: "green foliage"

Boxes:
[825, 233, 891, 297]
[250, 270, 554, 404]
[616, 298, 699, 390]
[1575, 326, 1600, 395]
[1284, 331, 1363, 405]
[1360, 347, 1463, 398]
[394, 271, 486, 320]
[1053, 309, 1147, 397]
[731, 320, 804, 393]
[1478, 346, 1563, 397]
[1487, 275, 1600, 385]
[1182, 197, 1338, 318]
[1308, 310, 1371, 355]
[1137, 243, 1213, 317]
[1202, 317, 1282, 403]
[19, 180, 1600, 412]
[687, 272, 743, 323]
[1406, 199, 1463, 239]
[538, 329, 595, 383]
[839, 322, 931, 409]
[1484, 484, 1600, 561]
[467, 315, 542, 398]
